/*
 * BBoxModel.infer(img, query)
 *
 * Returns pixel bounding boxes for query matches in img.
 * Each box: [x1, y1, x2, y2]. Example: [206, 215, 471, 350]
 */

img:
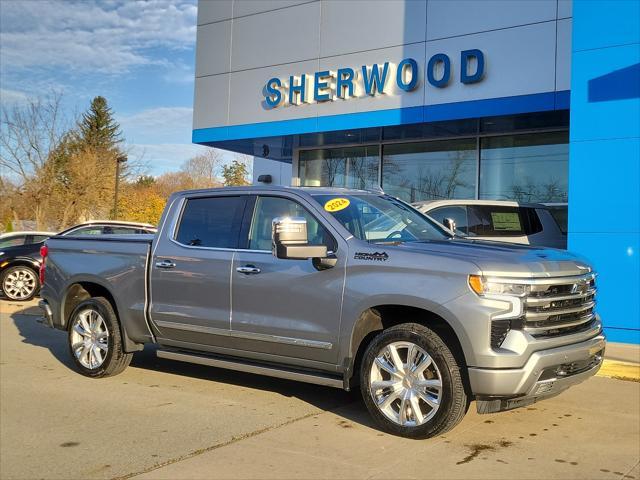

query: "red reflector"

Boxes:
[39, 244, 48, 284]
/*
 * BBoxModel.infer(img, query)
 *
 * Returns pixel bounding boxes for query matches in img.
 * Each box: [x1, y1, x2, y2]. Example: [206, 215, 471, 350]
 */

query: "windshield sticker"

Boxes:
[324, 198, 350, 212]
[491, 212, 522, 231]
[354, 252, 389, 261]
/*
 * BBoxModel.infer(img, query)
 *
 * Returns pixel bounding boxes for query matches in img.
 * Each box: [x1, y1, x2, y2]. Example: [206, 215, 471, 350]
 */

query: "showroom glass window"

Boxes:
[298, 146, 379, 190]
[382, 139, 477, 203]
[479, 132, 569, 203]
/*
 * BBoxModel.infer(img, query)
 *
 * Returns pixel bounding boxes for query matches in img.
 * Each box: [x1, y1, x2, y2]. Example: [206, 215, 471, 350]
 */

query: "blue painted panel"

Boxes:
[425, 92, 556, 122]
[555, 90, 570, 110]
[316, 106, 423, 132]
[570, 0, 640, 344]
[193, 91, 568, 144]
[569, 232, 639, 332]
[571, 45, 640, 142]
[604, 327, 640, 344]
[572, 0, 640, 52]
[569, 138, 640, 233]
[192, 117, 318, 143]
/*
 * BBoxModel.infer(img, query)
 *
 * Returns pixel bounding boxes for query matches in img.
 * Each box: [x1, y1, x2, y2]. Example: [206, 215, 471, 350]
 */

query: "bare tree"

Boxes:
[0, 92, 72, 228]
[1, 92, 69, 179]
[181, 149, 223, 187]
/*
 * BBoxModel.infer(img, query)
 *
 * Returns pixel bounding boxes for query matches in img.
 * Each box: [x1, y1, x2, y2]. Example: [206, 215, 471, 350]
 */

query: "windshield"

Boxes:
[313, 194, 450, 244]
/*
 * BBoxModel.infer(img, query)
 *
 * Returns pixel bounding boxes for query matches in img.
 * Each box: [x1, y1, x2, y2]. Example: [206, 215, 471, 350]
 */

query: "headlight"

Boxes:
[468, 275, 530, 297]
[0, 251, 4, 257]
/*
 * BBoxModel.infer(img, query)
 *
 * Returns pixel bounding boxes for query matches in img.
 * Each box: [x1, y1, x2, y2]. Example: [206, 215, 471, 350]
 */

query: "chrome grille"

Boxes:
[523, 273, 597, 338]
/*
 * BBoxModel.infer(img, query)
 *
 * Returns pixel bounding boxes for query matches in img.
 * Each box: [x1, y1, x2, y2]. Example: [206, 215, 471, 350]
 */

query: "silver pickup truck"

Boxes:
[39, 186, 605, 439]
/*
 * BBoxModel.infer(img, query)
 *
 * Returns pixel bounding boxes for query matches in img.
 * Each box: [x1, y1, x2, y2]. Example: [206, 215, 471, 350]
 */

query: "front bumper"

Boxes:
[470, 334, 605, 413]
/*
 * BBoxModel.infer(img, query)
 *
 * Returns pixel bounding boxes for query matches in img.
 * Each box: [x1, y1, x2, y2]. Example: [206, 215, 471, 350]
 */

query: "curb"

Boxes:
[597, 360, 640, 382]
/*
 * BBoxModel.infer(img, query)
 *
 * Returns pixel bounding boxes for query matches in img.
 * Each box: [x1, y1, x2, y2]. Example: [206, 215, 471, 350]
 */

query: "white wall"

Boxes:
[252, 157, 292, 186]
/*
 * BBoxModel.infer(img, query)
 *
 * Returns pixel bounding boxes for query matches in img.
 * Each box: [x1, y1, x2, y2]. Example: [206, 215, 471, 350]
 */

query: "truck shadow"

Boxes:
[130, 345, 375, 427]
[9, 309, 375, 430]
[9, 305, 78, 370]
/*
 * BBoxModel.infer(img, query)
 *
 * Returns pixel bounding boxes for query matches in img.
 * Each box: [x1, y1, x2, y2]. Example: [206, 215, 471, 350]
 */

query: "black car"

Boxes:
[0, 221, 156, 301]
[0, 236, 50, 301]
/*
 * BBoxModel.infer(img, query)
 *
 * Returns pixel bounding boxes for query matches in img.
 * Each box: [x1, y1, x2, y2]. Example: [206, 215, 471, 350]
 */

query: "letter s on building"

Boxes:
[265, 77, 282, 108]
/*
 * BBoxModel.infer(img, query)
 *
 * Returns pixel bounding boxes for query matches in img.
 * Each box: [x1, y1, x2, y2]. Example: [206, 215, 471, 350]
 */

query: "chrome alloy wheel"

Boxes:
[2, 268, 37, 300]
[70, 309, 109, 369]
[369, 341, 443, 427]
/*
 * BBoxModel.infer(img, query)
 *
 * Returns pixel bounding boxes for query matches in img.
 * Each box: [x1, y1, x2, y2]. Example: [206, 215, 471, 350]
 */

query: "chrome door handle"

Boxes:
[236, 265, 261, 274]
[155, 260, 176, 269]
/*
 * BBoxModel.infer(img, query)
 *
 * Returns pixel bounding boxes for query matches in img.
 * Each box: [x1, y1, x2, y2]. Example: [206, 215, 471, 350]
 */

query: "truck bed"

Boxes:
[41, 234, 155, 349]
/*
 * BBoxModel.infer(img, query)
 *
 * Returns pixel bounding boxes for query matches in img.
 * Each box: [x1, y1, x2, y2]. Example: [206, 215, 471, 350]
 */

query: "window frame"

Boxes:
[0, 235, 27, 248]
[241, 194, 338, 253]
[293, 122, 569, 205]
[172, 194, 250, 251]
[465, 205, 543, 237]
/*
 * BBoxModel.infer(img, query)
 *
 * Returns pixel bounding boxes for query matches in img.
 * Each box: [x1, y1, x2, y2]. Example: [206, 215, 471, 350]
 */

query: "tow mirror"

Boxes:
[443, 217, 456, 234]
[272, 217, 328, 260]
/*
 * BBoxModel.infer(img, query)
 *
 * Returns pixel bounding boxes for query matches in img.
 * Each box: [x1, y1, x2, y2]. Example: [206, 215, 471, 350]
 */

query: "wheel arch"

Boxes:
[345, 304, 470, 391]
[62, 280, 143, 353]
[0, 257, 41, 273]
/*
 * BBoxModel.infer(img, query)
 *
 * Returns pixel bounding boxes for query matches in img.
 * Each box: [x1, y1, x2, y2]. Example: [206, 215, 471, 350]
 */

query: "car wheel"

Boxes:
[1, 265, 39, 301]
[360, 323, 468, 439]
[67, 297, 132, 378]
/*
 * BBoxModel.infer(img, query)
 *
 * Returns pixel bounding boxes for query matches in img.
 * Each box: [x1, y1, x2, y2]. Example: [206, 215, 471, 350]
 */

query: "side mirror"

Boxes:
[442, 217, 456, 234]
[272, 217, 328, 260]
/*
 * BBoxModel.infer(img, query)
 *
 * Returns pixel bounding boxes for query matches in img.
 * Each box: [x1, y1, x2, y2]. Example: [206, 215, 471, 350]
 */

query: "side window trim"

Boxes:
[238, 195, 257, 250]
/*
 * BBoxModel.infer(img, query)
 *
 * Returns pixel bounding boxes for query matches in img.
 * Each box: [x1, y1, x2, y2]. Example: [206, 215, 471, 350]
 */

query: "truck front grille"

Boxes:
[523, 273, 597, 338]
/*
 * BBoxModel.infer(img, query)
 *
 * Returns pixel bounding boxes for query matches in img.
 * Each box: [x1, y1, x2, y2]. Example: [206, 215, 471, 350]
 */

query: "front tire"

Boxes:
[1, 265, 39, 301]
[67, 297, 132, 378]
[360, 323, 468, 439]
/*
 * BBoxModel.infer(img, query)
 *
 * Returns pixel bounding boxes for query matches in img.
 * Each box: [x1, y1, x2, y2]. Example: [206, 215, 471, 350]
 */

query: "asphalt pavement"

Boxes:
[1, 299, 638, 480]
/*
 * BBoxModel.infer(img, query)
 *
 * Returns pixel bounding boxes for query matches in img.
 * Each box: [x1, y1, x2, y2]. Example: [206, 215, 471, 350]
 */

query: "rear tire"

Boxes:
[67, 297, 132, 378]
[360, 323, 468, 439]
[1, 265, 39, 301]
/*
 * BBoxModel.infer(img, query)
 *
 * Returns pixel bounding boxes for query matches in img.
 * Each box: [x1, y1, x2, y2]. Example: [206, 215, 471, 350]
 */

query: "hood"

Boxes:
[393, 239, 592, 278]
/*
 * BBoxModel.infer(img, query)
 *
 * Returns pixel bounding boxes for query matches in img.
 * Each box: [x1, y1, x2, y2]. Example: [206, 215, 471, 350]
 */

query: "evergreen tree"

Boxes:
[78, 96, 123, 151]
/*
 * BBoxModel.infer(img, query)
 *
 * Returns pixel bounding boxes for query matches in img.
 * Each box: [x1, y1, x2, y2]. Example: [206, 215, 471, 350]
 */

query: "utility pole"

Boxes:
[112, 154, 127, 219]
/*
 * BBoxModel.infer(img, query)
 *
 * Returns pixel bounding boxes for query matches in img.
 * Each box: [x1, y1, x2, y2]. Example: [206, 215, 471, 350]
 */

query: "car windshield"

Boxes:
[312, 194, 450, 244]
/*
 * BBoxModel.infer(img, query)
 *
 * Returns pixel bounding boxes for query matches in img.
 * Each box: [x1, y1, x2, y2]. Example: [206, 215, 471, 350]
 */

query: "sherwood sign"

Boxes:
[263, 49, 485, 108]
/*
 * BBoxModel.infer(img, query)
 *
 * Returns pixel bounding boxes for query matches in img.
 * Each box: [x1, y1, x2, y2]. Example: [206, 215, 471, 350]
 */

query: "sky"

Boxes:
[0, 0, 238, 176]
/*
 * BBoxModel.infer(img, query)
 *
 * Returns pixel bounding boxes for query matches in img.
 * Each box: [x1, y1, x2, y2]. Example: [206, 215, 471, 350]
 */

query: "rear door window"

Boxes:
[468, 206, 542, 236]
[104, 226, 145, 235]
[67, 226, 103, 236]
[0, 235, 26, 248]
[31, 235, 50, 243]
[176, 196, 247, 248]
[547, 206, 568, 234]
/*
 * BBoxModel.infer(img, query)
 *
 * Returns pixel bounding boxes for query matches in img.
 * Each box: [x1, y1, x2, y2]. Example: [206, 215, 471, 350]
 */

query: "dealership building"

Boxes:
[192, 0, 639, 343]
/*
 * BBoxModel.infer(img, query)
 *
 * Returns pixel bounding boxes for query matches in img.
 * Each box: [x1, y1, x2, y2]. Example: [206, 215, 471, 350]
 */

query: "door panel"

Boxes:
[149, 195, 246, 347]
[231, 195, 345, 365]
[232, 251, 345, 364]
